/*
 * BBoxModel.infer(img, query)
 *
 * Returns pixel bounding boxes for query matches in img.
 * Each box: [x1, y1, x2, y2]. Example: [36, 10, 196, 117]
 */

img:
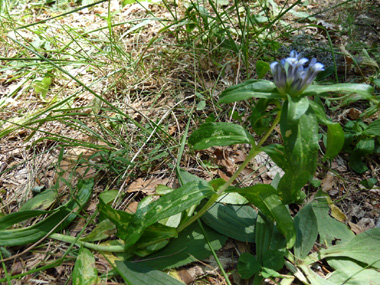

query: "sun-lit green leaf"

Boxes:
[32, 74, 53, 99]
[98, 199, 133, 240]
[312, 191, 354, 246]
[303, 83, 374, 98]
[286, 96, 310, 123]
[189, 122, 255, 149]
[294, 204, 318, 259]
[219, 79, 282, 104]
[72, 247, 99, 285]
[320, 228, 380, 269]
[124, 181, 215, 248]
[19, 189, 58, 211]
[327, 257, 380, 285]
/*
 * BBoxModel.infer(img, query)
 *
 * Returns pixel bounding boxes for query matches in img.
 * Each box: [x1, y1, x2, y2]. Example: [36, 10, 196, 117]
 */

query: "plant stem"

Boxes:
[178, 111, 281, 233]
[50, 233, 126, 252]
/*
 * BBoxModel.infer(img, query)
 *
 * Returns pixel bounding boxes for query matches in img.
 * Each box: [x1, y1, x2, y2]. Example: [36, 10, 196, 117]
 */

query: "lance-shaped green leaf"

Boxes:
[189, 122, 255, 150]
[324, 123, 345, 160]
[219, 79, 282, 104]
[115, 261, 184, 285]
[124, 181, 215, 248]
[137, 222, 227, 270]
[319, 228, 380, 269]
[227, 184, 295, 249]
[98, 199, 133, 240]
[72, 247, 99, 285]
[201, 203, 256, 242]
[363, 119, 380, 136]
[0, 178, 94, 246]
[294, 204, 318, 259]
[286, 96, 310, 123]
[308, 101, 345, 160]
[255, 213, 286, 270]
[303, 83, 374, 98]
[278, 105, 319, 203]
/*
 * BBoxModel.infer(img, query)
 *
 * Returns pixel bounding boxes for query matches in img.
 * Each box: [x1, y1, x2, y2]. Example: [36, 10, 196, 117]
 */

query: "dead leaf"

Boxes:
[126, 177, 169, 194]
[330, 204, 347, 223]
[347, 108, 361, 120]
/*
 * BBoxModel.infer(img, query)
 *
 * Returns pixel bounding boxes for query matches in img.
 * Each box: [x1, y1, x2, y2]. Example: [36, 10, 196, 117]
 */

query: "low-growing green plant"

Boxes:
[1, 49, 378, 284]
[343, 119, 380, 173]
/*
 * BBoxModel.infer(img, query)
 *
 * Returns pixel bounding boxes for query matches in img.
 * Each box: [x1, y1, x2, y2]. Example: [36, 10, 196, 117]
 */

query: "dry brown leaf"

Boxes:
[126, 177, 169, 194]
[349, 221, 363, 235]
[347, 108, 361, 120]
[321, 172, 336, 193]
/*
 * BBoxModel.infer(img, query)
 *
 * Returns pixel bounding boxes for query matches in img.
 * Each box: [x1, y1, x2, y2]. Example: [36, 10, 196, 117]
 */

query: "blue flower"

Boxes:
[270, 51, 324, 97]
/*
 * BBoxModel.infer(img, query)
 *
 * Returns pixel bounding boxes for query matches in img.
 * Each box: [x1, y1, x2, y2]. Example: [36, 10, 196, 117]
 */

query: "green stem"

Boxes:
[49, 233, 126, 253]
[178, 111, 282, 233]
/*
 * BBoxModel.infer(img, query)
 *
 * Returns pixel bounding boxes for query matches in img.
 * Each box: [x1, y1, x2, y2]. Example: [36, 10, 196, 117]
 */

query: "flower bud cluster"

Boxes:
[270, 51, 325, 97]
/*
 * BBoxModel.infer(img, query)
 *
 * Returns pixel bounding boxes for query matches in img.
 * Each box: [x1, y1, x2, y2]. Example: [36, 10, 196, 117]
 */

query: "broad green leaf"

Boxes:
[134, 223, 178, 257]
[294, 204, 318, 259]
[327, 257, 380, 285]
[286, 96, 310, 123]
[201, 203, 256, 242]
[124, 181, 215, 248]
[278, 106, 319, 203]
[176, 168, 204, 186]
[138, 222, 227, 270]
[303, 83, 374, 98]
[363, 119, 380, 136]
[256, 60, 270, 79]
[216, 192, 248, 204]
[312, 191, 354, 246]
[321, 228, 380, 269]
[98, 199, 133, 240]
[80, 219, 116, 242]
[209, 178, 248, 204]
[308, 100, 333, 126]
[324, 123, 345, 160]
[19, 189, 58, 211]
[219, 79, 282, 104]
[260, 144, 289, 172]
[72, 247, 98, 285]
[255, 213, 286, 270]
[0, 178, 93, 246]
[237, 253, 261, 279]
[188, 122, 255, 149]
[228, 184, 296, 249]
[115, 261, 184, 285]
[99, 189, 119, 204]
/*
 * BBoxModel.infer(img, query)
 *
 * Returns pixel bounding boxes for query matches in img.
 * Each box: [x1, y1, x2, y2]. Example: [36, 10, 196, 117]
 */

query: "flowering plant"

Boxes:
[270, 50, 325, 97]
